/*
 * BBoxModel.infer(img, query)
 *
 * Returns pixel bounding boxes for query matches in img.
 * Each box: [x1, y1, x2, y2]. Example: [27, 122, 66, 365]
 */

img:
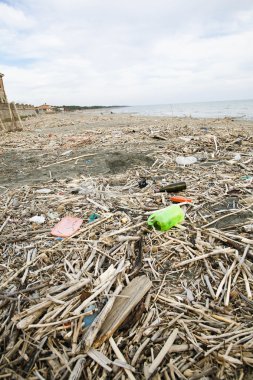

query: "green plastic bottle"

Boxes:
[147, 205, 184, 231]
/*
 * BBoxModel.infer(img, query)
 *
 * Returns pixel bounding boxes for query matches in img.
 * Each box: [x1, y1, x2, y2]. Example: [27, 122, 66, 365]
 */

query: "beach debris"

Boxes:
[160, 181, 186, 193]
[241, 175, 253, 181]
[147, 205, 185, 231]
[29, 215, 45, 224]
[144, 328, 178, 379]
[51, 216, 83, 237]
[37, 153, 96, 169]
[47, 211, 59, 220]
[151, 134, 167, 140]
[83, 305, 98, 327]
[61, 150, 73, 156]
[88, 213, 100, 223]
[0, 112, 253, 379]
[35, 188, 52, 194]
[176, 156, 197, 165]
[94, 275, 152, 346]
[234, 153, 241, 161]
[170, 195, 192, 203]
[243, 224, 253, 232]
[138, 177, 148, 188]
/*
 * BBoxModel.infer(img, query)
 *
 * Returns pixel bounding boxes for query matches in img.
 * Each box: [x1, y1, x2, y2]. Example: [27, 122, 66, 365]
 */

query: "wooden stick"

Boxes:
[175, 248, 233, 267]
[145, 328, 178, 379]
[82, 284, 123, 352]
[69, 357, 86, 380]
[0, 216, 10, 233]
[37, 153, 96, 169]
[109, 337, 136, 380]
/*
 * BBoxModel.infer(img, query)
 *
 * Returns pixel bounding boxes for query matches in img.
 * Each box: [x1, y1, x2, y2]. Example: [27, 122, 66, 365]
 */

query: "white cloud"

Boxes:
[0, 2, 34, 28]
[1, 0, 253, 105]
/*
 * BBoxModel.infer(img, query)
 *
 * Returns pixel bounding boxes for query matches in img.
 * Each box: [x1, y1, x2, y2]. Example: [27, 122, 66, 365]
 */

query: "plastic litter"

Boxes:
[241, 175, 253, 181]
[61, 150, 73, 156]
[234, 153, 241, 161]
[83, 305, 98, 327]
[147, 205, 185, 231]
[176, 156, 197, 166]
[170, 196, 192, 203]
[138, 178, 147, 188]
[160, 182, 186, 193]
[88, 213, 100, 223]
[36, 188, 52, 194]
[79, 180, 96, 195]
[243, 224, 253, 232]
[29, 215, 45, 224]
[51, 216, 83, 237]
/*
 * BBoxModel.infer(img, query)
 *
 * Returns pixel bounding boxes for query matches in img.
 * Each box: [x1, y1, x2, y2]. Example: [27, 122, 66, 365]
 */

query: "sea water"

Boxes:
[112, 99, 253, 120]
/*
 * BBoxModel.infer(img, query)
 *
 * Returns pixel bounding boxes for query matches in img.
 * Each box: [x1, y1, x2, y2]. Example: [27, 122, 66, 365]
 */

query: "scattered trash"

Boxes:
[234, 153, 241, 161]
[138, 177, 147, 188]
[241, 175, 253, 181]
[152, 134, 167, 140]
[179, 136, 193, 142]
[61, 150, 73, 156]
[36, 188, 52, 194]
[170, 195, 192, 203]
[160, 182, 187, 193]
[184, 287, 194, 302]
[176, 156, 197, 166]
[88, 213, 100, 223]
[243, 224, 253, 232]
[51, 216, 83, 237]
[147, 205, 185, 231]
[79, 180, 97, 195]
[1, 113, 253, 379]
[47, 211, 59, 220]
[29, 215, 45, 224]
[83, 305, 98, 327]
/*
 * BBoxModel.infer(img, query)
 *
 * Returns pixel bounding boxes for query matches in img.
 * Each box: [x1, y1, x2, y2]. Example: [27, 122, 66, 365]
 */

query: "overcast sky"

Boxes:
[1, 0, 253, 106]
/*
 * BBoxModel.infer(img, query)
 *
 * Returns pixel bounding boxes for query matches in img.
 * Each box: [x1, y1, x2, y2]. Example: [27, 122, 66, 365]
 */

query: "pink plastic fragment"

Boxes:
[51, 216, 83, 238]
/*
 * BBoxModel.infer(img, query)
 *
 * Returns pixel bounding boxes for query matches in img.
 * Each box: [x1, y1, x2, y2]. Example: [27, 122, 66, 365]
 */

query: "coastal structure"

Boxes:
[35, 103, 55, 113]
[0, 73, 23, 132]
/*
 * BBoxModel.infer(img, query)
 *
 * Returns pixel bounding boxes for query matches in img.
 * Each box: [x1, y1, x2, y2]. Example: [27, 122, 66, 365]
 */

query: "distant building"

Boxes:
[35, 103, 55, 113]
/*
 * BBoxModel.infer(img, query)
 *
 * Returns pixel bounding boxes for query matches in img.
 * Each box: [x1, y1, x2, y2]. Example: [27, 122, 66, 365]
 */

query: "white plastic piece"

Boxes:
[36, 188, 52, 194]
[29, 215, 45, 224]
[234, 153, 241, 161]
[243, 224, 253, 232]
[61, 150, 73, 156]
[176, 156, 197, 166]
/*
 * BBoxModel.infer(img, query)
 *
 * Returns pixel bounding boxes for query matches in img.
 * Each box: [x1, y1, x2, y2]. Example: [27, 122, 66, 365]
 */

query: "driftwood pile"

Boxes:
[0, 118, 253, 380]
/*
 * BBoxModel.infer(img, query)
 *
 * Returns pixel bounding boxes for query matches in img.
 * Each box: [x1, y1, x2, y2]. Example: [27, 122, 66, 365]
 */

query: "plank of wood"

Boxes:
[95, 275, 152, 346]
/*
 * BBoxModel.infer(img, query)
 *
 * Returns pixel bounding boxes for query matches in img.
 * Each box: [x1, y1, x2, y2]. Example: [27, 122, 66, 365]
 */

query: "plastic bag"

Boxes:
[176, 156, 197, 166]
